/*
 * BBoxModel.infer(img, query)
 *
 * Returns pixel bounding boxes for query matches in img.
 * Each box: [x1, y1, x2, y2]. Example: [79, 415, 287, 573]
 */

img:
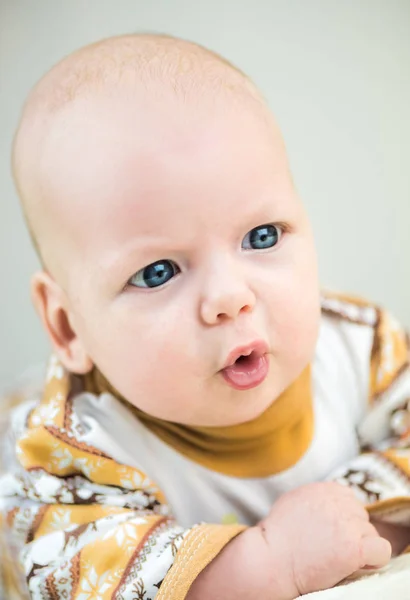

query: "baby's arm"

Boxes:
[1, 416, 391, 600]
[187, 526, 275, 600]
[188, 482, 391, 600]
[3, 489, 247, 599]
[3, 476, 389, 600]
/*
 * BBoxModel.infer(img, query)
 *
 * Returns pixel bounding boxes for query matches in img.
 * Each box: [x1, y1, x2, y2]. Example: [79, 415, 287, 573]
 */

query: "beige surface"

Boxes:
[1, 0, 410, 389]
[304, 554, 410, 599]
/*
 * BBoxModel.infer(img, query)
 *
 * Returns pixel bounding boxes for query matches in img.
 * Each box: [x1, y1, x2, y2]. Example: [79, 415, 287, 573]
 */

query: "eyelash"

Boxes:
[241, 223, 285, 251]
[125, 222, 288, 291]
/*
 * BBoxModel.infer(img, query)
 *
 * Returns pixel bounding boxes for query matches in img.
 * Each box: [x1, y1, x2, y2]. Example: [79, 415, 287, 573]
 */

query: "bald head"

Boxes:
[17, 34, 261, 117]
[12, 33, 272, 273]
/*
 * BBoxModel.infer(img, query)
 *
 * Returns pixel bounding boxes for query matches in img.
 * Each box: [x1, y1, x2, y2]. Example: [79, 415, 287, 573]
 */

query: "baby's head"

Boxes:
[13, 34, 320, 427]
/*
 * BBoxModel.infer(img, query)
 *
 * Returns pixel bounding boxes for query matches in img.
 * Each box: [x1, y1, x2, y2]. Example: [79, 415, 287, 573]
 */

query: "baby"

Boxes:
[2, 33, 410, 600]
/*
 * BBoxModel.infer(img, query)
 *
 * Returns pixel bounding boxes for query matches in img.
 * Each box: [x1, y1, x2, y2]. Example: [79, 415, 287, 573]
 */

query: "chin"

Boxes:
[226, 389, 279, 427]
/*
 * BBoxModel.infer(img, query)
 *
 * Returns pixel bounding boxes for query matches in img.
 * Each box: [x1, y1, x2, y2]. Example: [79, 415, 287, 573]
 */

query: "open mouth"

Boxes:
[236, 353, 254, 362]
[234, 352, 258, 366]
[221, 345, 269, 390]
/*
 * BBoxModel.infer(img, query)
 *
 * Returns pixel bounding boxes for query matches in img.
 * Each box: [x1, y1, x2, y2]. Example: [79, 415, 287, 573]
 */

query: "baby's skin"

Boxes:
[12, 34, 407, 599]
[188, 482, 391, 599]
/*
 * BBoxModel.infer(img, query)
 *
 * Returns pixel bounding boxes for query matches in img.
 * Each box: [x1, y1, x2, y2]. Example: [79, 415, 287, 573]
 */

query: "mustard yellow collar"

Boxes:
[83, 366, 314, 478]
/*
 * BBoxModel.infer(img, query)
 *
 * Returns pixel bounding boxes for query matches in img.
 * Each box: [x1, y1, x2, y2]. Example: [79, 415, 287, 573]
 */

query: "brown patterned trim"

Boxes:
[322, 308, 373, 327]
[376, 451, 410, 484]
[26, 466, 79, 479]
[23, 467, 151, 506]
[368, 305, 383, 405]
[41, 547, 81, 599]
[321, 290, 375, 307]
[63, 375, 83, 434]
[371, 362, 410, 404]
[63, 396, 74, 436]
[45, 425, 111, 459]
[320, 291, 378, 327]
[405, 331, 410, 352]
[69, 553, 81, 599]
[45, 570, 59, 599]
[6, 507, 19, 528]
[26, 505, 49, 544]
[23, 468, 108, 505]
[112, 516, 169, 598]
[321, 306, 375, 327]
[370, 307, 383, 366]
[369, 305, 410, 404]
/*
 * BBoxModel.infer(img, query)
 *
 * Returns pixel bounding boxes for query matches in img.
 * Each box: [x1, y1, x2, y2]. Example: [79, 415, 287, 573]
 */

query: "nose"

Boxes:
[199, 259, 256, 325]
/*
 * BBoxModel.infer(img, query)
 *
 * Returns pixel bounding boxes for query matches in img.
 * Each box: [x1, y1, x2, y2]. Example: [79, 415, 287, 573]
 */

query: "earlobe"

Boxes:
[31, 271, 93, 374]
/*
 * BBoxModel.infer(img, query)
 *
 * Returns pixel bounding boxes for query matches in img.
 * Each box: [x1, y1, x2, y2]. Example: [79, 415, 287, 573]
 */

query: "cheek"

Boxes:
[93, 309, 189, 364]
[78, 300, 196, 410]
[266, 253, 320, 363]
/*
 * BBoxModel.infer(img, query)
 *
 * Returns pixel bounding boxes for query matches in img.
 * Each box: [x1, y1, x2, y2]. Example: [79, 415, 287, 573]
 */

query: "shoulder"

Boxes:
[318, 289, 409, 402]
[318, 289, 380, 369]
[320, 289, 379, 327]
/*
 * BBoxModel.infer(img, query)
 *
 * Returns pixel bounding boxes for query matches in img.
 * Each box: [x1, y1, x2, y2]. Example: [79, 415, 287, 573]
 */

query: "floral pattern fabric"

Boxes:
[2, 293, 410, 598]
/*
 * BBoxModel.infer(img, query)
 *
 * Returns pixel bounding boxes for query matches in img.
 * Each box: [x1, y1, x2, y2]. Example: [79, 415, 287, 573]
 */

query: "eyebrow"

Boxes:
[99, 195, 289, 281]
[99, 234, 180, 279]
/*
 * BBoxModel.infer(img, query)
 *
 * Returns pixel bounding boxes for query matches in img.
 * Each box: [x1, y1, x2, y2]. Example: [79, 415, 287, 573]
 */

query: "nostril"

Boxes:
[240, 304, 252, 314]
[216, 313, 226, 321]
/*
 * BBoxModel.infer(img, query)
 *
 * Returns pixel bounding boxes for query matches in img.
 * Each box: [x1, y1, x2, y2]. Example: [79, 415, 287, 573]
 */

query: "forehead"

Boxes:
[41, 90, 292, 264]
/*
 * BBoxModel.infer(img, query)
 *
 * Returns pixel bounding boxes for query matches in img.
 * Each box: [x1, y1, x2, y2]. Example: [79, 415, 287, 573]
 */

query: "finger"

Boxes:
[360, 535, 392, 569]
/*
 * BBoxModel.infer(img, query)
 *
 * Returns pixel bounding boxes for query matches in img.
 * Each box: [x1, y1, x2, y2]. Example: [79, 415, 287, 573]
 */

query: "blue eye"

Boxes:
[242, 224, 282, 250]
[129, 260, 180, 289]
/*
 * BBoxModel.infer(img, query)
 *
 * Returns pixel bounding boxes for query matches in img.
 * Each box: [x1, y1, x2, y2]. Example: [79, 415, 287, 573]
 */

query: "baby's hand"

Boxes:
[259, 482, 391, 598]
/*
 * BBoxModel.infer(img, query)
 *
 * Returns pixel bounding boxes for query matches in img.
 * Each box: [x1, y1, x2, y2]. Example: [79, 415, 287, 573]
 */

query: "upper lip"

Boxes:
[222, 340, 269, 369]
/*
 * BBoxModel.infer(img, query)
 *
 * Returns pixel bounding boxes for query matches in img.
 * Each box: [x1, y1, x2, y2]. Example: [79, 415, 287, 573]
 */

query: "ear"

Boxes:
[31, 271, 93, 374]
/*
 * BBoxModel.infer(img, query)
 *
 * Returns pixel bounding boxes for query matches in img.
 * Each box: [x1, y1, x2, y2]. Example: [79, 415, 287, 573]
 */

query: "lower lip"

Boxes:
[221, 354, 269, 390]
